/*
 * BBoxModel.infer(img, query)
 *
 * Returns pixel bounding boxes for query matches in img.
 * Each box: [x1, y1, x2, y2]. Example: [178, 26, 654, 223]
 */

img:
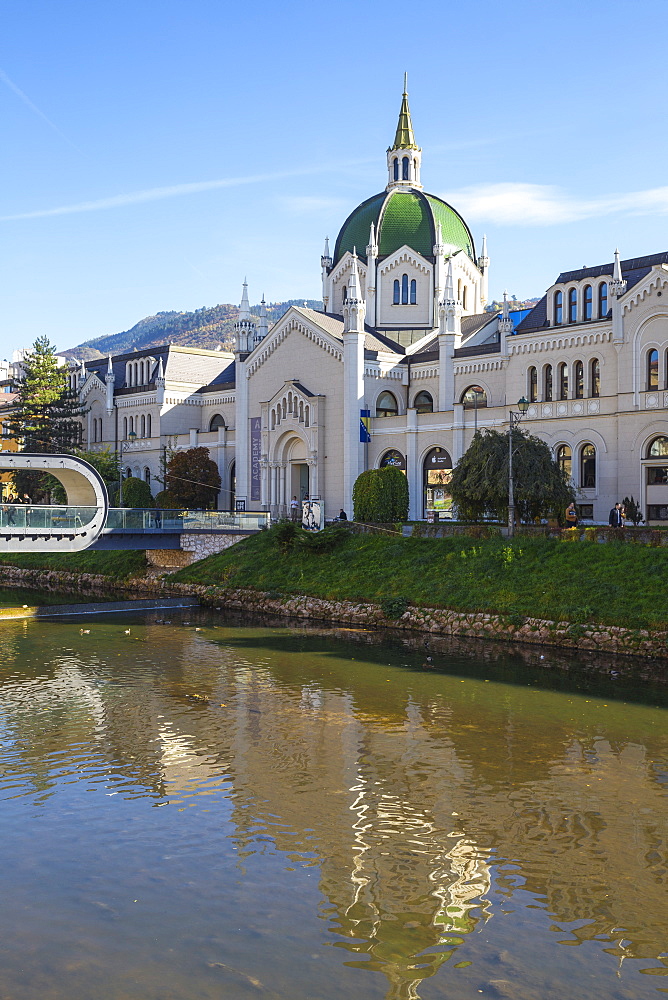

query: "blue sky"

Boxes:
[1, 0, 667, 358]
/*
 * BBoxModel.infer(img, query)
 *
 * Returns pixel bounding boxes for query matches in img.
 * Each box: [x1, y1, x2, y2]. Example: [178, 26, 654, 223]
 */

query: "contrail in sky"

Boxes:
[0, 67, 83, 153]
[0, 165, 364, 222]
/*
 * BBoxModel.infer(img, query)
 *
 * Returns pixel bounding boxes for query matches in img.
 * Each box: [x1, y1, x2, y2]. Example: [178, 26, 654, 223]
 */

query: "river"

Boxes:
[0, 601, 666, 1000]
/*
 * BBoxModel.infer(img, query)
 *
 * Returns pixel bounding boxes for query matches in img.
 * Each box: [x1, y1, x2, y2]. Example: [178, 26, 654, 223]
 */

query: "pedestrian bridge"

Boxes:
[0, 504, 270, 552]
[0, 453, 109, 552]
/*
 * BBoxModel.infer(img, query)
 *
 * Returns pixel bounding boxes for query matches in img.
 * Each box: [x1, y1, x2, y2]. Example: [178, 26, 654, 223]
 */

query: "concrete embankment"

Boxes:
[1, 563, 668, 664]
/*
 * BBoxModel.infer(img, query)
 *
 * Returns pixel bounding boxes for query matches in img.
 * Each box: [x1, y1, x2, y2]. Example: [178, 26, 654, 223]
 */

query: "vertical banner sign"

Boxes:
[250, 417, 261, 501]
[360, 409, 371, 443]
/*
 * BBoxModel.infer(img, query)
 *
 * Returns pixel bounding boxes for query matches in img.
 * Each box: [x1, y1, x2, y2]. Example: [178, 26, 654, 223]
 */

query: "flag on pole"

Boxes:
[359, 409, 371, 443]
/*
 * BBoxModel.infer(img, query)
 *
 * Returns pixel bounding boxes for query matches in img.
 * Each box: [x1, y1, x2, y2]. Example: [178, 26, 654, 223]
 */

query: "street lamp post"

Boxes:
[118, 430, 137, 505]
[507, 397, 529, 537]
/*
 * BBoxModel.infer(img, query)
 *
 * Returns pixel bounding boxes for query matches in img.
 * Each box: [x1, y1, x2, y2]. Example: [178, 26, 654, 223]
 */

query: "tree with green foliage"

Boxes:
[4, 337, 86, 454]
[114, 475, 154, 508]
[162, 447, 221, 509]
[449, 428, 575, 523]
[352, 466, 409, 522]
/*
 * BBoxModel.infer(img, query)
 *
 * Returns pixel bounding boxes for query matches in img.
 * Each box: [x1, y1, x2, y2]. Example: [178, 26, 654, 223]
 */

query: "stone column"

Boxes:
[405, 407, 419, 519]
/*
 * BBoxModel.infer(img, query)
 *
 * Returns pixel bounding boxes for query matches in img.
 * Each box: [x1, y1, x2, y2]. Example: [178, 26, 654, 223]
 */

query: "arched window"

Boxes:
[146, 414, 151, 438]
[209, 414, 225, 431]
[647, 349, 659, 390]
[647, 436, 668, 458]
[462, 285, 468, 310]
[129, 416, 134, 435]
[401, 274, 409, 304]
[123, 417, 128, 439]
[574, 360, 584, 399]
[91, 418, 97, 443]
[299, 401, 304, 422]
[393, 279, 400, 304]
[144, 467, 151, 486]
[568, 287, 577, 323]
[139, 415, 145, 437]
[423, 448, 452, 517]
[402, 156, 409, 180]
[380, 449, 405, 470]
[393, 157, 399, 181]
[342, 284, 347, 303]
[559, 362, 569, 400]
[528, 366, 538, 402]
[461, 386, 487, 409]
[581, 444, 596, 488]
[590, 358, 600, 397]
[557, 445, 572, 478]
[410, 279, 416, 304]
[413, 390, 433, 413]
[271, 410, 276, 430]
[304, 405, 310, 427]
[376, 391, 399, 417]
[583, 285, 592, 321]
[554, 291, 563, 325]
[598, 282, 608, 318]
[544, 364, 553, 401]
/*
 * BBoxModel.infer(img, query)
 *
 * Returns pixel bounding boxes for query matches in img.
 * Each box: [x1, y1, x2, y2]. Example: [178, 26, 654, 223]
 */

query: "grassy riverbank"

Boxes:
[0, 549, 147, 580]
[171, 527, 668, 630]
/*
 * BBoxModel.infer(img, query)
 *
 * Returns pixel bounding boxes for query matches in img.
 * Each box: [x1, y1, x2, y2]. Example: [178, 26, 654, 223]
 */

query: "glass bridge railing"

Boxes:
[104, 508, 271, 532]
[0, 505, 270, 534]
[0, 504, 98, 532]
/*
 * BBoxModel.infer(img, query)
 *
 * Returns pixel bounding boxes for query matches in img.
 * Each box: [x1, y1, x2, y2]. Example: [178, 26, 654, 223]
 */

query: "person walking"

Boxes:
[565, 502, 578, 527]
[609, 502, 623, 527]
[290, 496, 299, 521]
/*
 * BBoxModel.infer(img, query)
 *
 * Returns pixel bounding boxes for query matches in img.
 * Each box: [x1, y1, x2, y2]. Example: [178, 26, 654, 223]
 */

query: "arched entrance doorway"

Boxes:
[289, 437, 310, 503]
[423, 448, 452, 518]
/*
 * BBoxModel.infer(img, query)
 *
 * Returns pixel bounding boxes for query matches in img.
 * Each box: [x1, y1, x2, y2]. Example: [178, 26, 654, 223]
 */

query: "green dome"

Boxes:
[333, 189, 475, 265]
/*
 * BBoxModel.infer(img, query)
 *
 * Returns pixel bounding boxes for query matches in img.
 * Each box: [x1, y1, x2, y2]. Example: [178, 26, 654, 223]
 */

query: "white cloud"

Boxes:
[0, 164, 359, 223]
[442, 182, 668, 226]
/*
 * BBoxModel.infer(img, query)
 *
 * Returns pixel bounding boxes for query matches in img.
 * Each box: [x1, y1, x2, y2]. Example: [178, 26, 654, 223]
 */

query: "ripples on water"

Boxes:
[0, 611, 666, 1000]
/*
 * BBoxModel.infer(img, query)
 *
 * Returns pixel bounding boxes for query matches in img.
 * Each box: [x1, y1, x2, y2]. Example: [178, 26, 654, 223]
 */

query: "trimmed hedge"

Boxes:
[353, 467, 409, 522]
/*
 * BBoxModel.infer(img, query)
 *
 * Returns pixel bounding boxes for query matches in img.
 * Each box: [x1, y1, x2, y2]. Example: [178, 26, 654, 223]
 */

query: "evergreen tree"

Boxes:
[4, 336, 86, 454]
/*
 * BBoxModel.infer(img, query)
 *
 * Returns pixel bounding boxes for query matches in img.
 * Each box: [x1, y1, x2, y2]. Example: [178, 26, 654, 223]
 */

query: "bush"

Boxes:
[154, 489, 182, 509]
[115, 476, 154, 508]
[353, 467, 409, 522]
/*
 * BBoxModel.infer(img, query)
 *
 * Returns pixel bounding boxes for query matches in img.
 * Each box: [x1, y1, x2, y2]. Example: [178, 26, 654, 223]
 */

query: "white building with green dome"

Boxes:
[73, 85, 668, 526]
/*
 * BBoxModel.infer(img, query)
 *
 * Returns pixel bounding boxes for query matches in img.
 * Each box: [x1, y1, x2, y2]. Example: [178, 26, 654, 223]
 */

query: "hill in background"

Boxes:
[59, 299, 324, 360]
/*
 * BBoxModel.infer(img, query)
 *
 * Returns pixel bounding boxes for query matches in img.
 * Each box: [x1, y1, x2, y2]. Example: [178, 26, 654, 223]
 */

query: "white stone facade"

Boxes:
[72, 90, 668, 525]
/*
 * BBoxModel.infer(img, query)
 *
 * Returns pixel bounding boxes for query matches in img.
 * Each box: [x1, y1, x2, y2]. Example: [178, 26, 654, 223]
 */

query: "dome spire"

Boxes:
[391, 73, 418, 151]
[386, 76, 422, 190]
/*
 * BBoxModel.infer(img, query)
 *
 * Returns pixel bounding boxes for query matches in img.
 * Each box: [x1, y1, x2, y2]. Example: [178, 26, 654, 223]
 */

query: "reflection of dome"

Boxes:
[334, 188, 475, 265]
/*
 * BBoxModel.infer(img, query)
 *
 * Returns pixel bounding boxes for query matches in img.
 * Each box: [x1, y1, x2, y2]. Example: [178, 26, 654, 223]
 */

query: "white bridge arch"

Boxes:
[0, 453, 109, 552]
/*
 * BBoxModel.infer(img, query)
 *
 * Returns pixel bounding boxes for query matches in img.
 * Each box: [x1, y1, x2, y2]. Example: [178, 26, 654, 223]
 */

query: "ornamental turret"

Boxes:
[254, 295, 268, 347]
[610, 249, 627, 344]
[386, 75, 422, 191]
[321, 237, 332, 311]
[105, 354, 115, 412]
[234, 279, 257, 357]
[478, 234, 490, 307]
[342, 250, 366, 334]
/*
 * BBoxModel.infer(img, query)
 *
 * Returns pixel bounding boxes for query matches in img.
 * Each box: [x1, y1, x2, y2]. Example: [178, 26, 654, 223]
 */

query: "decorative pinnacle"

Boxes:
[390, 75, 419, 151]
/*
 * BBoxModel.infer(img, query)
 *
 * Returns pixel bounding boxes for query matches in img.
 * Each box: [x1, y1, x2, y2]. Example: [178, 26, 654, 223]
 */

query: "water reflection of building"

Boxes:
[0, 621, 666, 996]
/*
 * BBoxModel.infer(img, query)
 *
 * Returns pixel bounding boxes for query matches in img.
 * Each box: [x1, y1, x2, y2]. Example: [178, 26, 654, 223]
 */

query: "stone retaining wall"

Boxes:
[1, 564, 667, 664]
